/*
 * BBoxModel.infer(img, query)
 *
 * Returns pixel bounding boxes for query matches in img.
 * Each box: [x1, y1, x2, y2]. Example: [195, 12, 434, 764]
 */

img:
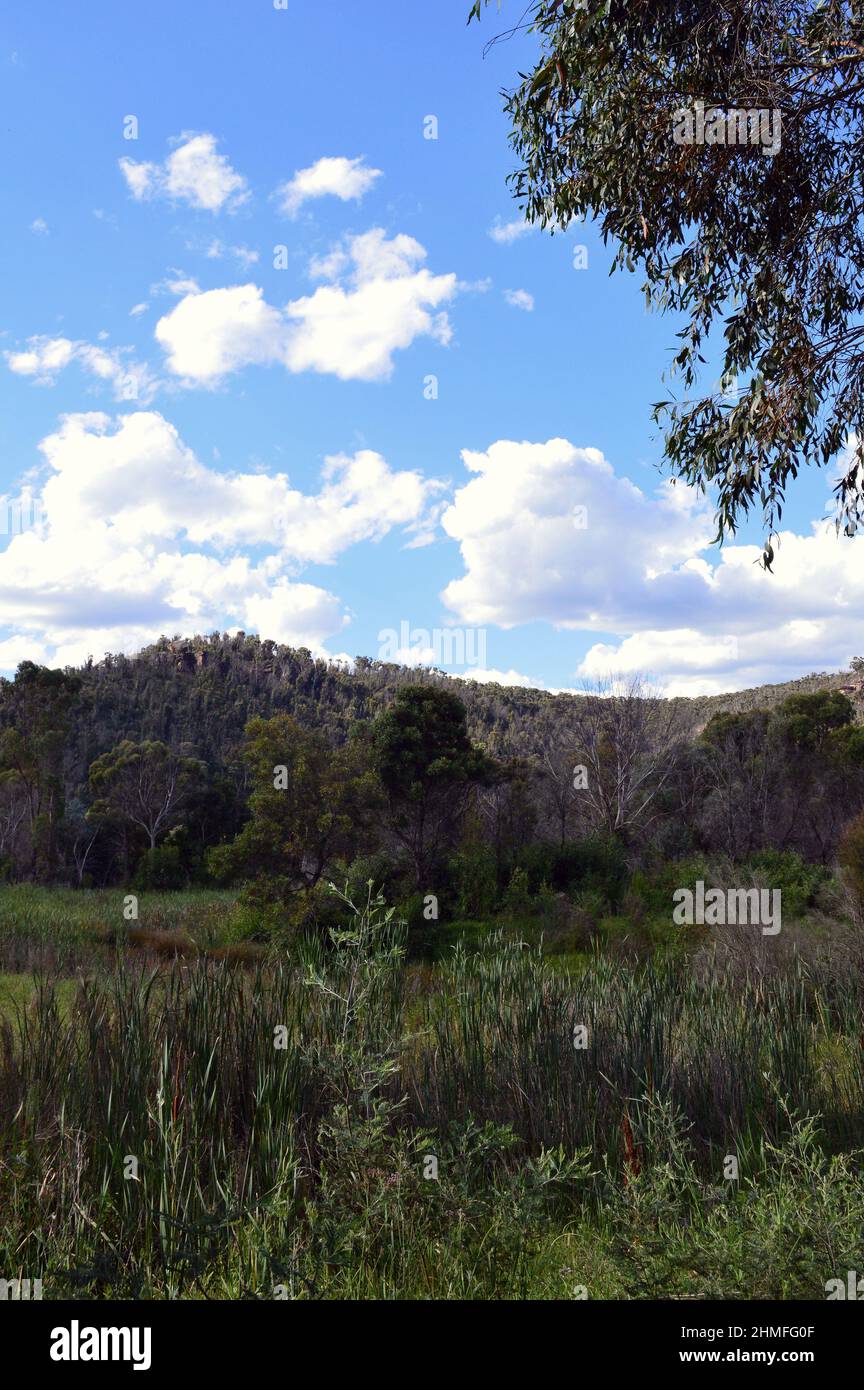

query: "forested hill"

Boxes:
[51, 633, 860, 789]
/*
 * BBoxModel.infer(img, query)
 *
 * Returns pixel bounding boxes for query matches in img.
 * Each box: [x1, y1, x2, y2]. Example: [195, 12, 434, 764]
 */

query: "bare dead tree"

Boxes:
[71, 821, 101, 887]
[562, 674, 689, 841]
[0, 775, 28, 867]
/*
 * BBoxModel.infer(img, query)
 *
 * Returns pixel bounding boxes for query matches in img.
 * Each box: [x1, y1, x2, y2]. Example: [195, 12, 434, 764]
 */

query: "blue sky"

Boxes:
[0, 0, 856, 695]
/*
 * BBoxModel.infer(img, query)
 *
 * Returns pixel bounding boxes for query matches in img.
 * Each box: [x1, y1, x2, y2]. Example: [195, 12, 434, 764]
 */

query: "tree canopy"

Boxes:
[373, 685, 496, 886]
[88, 739, 204, 850]
[470, 0, 864, 564]
[208, 714, 379, 910]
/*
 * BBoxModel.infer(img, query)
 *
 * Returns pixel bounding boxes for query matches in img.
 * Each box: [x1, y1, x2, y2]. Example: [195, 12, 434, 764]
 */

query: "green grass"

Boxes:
[0, 881, 238, 926]
[0, 889, 861, 1301]
[2, 883, 864, 1298]
[0, 883, 244, 948]
[0, 971, 77, 1020]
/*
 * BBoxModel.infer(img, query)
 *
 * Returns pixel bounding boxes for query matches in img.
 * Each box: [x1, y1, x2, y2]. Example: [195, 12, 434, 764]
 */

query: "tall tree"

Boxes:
[564, 676, 686, 841]
[88, 740, 204, 851]
[471, 0, 864, 560]
[699, 709, 780, 857]
[0, 777, 28, 874]
[372, 686, 495, 887]
[0, 661, 81, 879]
[209, 715, 379, 910]
[476, 759, 539, 878]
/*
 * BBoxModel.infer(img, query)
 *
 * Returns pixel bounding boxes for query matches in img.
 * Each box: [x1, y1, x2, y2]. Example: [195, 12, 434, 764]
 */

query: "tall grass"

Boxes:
[1, 888, 864, 1298]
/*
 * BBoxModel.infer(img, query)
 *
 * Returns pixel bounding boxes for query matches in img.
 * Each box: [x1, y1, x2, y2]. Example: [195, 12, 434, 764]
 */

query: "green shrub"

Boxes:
[343, 851, 406, 903]
[627, 854, 713, 918]
[838, 811, 864, 919]
[605, 1094, 864, 1300]
[132, 844, 185, 891]
[517, 837, 628, 907]
[450, 845, 498, 917]
[742, 848, 829, 919]
[400, 890, 435, 931]
[503, 866, 532, 918]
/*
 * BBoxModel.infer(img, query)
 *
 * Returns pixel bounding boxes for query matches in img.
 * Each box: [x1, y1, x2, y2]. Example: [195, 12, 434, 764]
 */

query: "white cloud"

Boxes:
[577, 631, 742, 697]
[35, 411, 440, 557]
[503, 288, 534, 312]
[6, 337, 76, 378]
[572, 527, 864, 694]
[459, 276, 493, 295]
[5, 336, 158, 403]
[129, 302, 150, 318]
[155, 229, 458, 385]
[453, 667, 571, 691]
[441, 438, 712, 630]
[205, 239, 259, 268]
[285, 230, 455, 381]
[119, 160, 156, 200]
[489, 217, 535, 245]
[0, 634, 51, 669]
[151, 272, 201, 297]
[119, 133, 249, 213]
[275, 156, 382, 217]
[307, 246, 350, 280]
[30, 218, 49, 236]
[0, 411, 443, 669]
[439, 436, 864, 695]
[155, 285, 287, 383]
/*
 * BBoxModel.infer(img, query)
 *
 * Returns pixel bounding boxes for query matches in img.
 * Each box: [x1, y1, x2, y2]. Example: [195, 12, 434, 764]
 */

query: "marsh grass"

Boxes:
[1, 886, 863, 1298]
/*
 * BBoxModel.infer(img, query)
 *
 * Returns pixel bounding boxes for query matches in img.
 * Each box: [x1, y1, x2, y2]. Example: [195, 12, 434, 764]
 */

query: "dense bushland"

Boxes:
[4, 650, 864, 937]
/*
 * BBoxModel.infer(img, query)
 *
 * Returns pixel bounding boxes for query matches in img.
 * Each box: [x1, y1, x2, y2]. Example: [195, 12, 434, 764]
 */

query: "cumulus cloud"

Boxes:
[578, 631, 742, 696]
[573, 528, 864, 695]
[441, 438, 713, 630]
[119, 133, 249, 213]
[452, 667, 572, 691]
[5, 336, 158, 403]
[439, 436, 864, 696]
[275, 156, 382, 217]
[155, 285, 287, 383]
[503, 288, 534, 312]
[0, 411, 443, 668]
[155, 229, 458, 384]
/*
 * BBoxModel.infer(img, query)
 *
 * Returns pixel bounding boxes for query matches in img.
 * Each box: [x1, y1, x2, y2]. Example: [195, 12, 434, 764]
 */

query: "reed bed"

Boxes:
[2, 895, 864, 1299]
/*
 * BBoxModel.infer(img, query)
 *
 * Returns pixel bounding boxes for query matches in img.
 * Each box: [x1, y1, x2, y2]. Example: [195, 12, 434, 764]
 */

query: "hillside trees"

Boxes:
[698, 691, 864, 861]
[3, 634, 864, 891]
[539, 737, 587, 847]
[0, 777, 28, 877]
[774, 690, 856, 751]
[773, 691, 864, 861]
[698, 709, 781, 857]
[838, 806, 864, 921]
[476, 759, 540, 882]
[48, 632, 848, 797]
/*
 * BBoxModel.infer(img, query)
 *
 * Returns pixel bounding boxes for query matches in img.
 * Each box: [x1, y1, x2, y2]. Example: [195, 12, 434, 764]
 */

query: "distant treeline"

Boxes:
[1, 633, 863, 906]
